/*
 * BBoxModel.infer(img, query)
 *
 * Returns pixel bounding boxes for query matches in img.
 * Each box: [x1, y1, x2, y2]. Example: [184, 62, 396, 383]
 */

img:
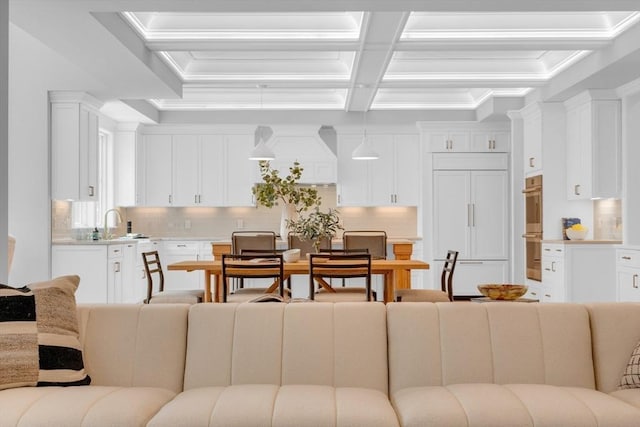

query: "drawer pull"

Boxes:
[545, 294, 551, 298]
[459, 261, 483, 265]
[530, 292, 537, 296]
[551, 261, 556, 272]
[634, 274, 639, 289]
[622, 256, 632, 260]
[529, 157, 535, 168]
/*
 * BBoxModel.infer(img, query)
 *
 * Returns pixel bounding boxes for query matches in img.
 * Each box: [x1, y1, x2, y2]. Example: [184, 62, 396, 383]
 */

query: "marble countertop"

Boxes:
[541, 239, 622, 245]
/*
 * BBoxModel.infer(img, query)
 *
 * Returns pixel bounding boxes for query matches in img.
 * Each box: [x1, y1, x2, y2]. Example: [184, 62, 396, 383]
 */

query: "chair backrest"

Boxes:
[287, 232, 331, 257]
[343, 230, 387, 259]
[441, 250, 459, 301]
[141, 251, 164, 304]
[309, 253, 372, 301]
[221, 253, 285, 302]
[231, 231, 276, 254]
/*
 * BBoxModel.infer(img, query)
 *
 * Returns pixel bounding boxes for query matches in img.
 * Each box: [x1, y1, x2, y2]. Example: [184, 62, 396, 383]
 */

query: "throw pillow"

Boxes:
[0, 275, 91, 390]
[619, 339, 640, 389]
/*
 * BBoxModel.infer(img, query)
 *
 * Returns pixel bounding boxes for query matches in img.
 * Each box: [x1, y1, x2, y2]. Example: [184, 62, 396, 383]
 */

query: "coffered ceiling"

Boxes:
[9, 0, 640, 123]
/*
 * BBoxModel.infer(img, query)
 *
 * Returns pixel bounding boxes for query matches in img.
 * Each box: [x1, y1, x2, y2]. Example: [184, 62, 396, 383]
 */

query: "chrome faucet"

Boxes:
[103, 208, 123, 240]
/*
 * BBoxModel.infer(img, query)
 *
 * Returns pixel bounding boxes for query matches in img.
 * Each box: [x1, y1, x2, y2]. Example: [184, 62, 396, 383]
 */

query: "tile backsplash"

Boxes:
[52, 186, 418, 240]
[594, 199, 622, 240]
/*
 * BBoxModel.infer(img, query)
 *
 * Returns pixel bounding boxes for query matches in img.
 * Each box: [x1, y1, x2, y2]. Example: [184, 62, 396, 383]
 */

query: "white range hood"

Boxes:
[258, 125, 337, 184]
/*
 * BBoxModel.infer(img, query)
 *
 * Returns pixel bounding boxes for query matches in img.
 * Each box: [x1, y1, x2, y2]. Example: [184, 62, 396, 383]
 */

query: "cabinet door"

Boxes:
[225, 135, 255, 206]
[433, 171, 471, 258]
[394, 135, 420, 205]
[80, 105, 99, 202]
[566, 103, 591, 200]
[337, 136, 369, 206]
[199, 135, 225, 206]
[470, 131, 509, 152]
[369, 135, 395, 206]
[141, 134, 173, 206]
[618, 269, 640, 302]
[523, 110, 542, 174]
[162, 242, 200, 291]
[120, 243, 138, 303]
[470, 170, 509, 259]
[172, 135, 200, 206]
[429, 131, 469, 152]
[52, 245, 108, 304]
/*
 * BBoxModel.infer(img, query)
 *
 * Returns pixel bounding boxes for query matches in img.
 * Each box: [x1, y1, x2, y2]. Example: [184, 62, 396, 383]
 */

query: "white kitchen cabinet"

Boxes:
[52, 245, 108, 303]
[107, 244, 124, 304]
[337, 133, 420, 206]
[541, 244, 566, 302]
[433, 170, 509, 260]
[432, 259, 509, 297]
[427, 131, 470, 152]
[470, 131, 510, 152]
[564, 91, 621, 200]
[50, 92, 102, 201]
[522, 103, 543, 175]
[138, 132, 255, 207]
[120, 242, 140, 304]
[139, 134, 173, 206]
[617, 249, 640, 302]
[541, 242, 618, 303]
[160, 240, 214, 291]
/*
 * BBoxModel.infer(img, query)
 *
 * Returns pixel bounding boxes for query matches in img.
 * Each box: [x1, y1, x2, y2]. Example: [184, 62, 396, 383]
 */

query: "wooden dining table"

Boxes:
[167, 258, 430, 303]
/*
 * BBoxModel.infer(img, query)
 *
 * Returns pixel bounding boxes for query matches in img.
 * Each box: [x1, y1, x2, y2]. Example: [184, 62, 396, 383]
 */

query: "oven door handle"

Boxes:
[522, 187, 542, 194]
[522, 234, 540, 239]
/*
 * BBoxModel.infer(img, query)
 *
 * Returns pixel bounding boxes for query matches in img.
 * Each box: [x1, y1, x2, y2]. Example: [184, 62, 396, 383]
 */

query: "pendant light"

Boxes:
[351, 110, 379, 160]
[249, 85, 275, 161]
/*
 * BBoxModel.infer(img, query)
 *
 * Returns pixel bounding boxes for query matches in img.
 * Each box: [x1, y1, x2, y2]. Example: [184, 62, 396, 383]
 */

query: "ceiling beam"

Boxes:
[347, 12, 409, 112]
[32, 0, 640, 13]
[395, 40, 611, 51]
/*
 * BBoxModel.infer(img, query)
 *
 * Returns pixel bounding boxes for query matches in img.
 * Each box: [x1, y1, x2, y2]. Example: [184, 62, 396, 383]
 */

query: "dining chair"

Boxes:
[221, 253, 285, 303]
[309, 253, 374, 302]
[393, 249, 458, 302]
[342, 230, 387, 259]
[231, 231, 277, 291]
[141, 251, 204, 304]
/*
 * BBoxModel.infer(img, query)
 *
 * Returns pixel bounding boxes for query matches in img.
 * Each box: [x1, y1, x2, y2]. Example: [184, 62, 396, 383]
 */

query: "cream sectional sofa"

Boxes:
[2, 301, 640, 426]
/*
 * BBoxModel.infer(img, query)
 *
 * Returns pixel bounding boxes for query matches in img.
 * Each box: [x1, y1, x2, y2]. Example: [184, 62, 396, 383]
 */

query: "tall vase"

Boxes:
[280, 203, 298, 239]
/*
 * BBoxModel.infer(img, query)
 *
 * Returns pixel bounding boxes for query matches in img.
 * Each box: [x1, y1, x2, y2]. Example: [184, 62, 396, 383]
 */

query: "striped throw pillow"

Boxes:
[0, 275, 91, 390]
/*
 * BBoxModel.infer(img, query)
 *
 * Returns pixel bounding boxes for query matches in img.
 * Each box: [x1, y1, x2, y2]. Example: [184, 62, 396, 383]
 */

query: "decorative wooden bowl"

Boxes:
[477, 284, 528, 300]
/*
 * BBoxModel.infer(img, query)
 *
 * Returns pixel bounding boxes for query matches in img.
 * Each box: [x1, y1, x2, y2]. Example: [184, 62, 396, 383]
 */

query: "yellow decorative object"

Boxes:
[566, 225, 588, 240]
[477, 284, 528, 300]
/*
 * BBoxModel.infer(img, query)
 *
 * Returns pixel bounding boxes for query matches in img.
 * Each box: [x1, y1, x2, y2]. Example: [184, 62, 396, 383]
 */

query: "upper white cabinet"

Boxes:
[337, 133, 420, 206]
[564, 90, 621, 200]
[420, 123, 510, 154]
[521, 103, 543, 175]
[427, 131, 470, 152]
[50, 91, 103, 201]
[137, 129, 255, 207]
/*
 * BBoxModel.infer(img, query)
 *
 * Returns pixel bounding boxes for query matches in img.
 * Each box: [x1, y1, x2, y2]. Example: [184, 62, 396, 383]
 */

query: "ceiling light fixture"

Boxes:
[249, 85, 275, 161]
[352, 111, 379, 160]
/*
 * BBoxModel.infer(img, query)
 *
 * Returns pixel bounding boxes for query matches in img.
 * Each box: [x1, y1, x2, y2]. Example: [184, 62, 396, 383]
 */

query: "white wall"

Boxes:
[621, 83, 640, 246]
[1, 0, 8, 283]
[8, 23, 103, 283]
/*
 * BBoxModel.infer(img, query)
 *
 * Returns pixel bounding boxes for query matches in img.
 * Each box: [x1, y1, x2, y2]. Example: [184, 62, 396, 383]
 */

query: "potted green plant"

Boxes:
[252, 160, 321, 237]
[286, 207, 343, 253]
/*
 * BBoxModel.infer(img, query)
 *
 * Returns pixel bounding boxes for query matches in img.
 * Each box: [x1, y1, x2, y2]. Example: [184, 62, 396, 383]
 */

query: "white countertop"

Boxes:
[541, 239, 622, 245]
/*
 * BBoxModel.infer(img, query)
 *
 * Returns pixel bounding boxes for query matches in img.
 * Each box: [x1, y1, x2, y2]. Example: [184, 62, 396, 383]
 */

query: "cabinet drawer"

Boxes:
[542, 244, 565, 256]
[163, 241, 199, 255]
[617, 250, 640, 268]
[108, 244, 124, 259]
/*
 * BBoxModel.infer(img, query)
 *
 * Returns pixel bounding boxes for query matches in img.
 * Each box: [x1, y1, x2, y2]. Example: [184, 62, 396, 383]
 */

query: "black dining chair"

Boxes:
[221, 253, 285, 303]
[309, 253, 374, 302]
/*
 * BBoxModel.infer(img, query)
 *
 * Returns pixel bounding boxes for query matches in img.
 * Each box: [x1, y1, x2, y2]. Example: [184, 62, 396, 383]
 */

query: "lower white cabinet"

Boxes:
[160, 240, 214, 291]
[52, 243, 133, 304]
[617, 249, 640, 301]
[541, 242, 618, 303]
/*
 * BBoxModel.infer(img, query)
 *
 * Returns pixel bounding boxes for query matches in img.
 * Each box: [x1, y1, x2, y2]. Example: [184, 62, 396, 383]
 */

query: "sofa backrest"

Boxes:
[77, 304, 189, 393]
[183, 302, 389, 394]
[587, 302, 640, 393]
[387, 302, 595, 395]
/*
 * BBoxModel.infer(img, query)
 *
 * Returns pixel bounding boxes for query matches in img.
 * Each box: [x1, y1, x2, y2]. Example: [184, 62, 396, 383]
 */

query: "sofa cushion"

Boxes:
[0, 385, 175, 427]
[387, 302, 595, 394]
[0, 276, 90, 390]
[76, 304, 189, 393]
[392, 384, 640, 427]
[586, 303, 640, 393]
[148, 384, 399, 427]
